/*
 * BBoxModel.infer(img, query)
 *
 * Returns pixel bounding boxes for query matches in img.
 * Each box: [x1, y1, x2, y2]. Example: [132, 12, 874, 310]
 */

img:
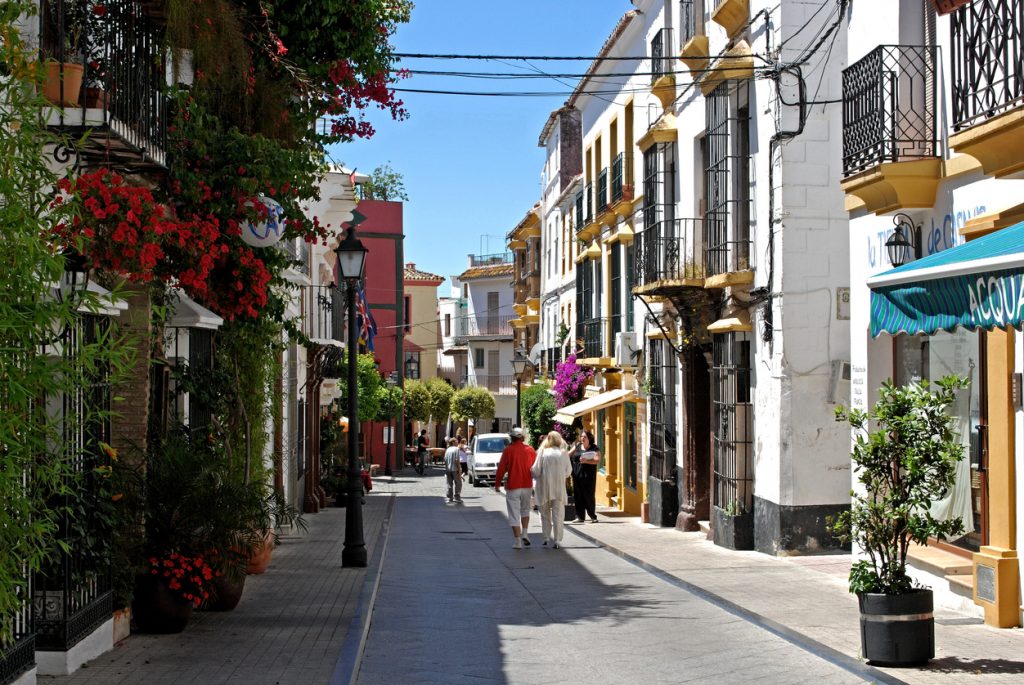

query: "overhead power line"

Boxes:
[394, 52, 649, 61]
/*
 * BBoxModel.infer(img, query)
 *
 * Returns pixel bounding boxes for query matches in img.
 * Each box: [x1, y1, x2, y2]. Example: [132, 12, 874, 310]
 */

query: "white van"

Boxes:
[467, 433, 510, 486]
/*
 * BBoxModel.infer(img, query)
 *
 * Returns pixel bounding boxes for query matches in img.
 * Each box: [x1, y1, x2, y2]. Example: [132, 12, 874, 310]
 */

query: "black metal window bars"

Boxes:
[712, 332, 753, 513]
[584, 181, 594, 225]
[648, 337, 677, 482]
[611, 152, 624, 204]
[650, 27, 673, 83]
[597, 166, 609, 213]
[704, 80, 752, 278]
[951, 0, 1024, 131]
[841, 44, 939, 175]
[636, 215, 704, 285]
[580, 318, 609, 359]
[680, 0, 699, 47]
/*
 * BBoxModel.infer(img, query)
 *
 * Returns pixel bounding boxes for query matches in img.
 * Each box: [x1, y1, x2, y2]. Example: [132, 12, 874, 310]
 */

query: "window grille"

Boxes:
[611, 242, 622, 339]
[625, 402, 638, 489]
[611, 152, 624, 203]
[704, 80, 751, 277]
[650, 27, 673, 82]
[712, 332, 753, 512]
[951, 0, 1024, 130]
[625, 241, 636, 330]
[648, 338, 677, 481]
[297, 398, 307, 478]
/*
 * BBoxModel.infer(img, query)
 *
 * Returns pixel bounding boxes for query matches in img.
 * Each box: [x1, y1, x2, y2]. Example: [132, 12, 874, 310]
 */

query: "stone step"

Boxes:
[907, 543, 973, 577]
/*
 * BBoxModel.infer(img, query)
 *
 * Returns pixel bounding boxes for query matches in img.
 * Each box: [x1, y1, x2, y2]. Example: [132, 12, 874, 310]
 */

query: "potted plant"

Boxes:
[41, 0, 102, 107]
[712, 497, 752, 550]
[830, 376, 967, 666]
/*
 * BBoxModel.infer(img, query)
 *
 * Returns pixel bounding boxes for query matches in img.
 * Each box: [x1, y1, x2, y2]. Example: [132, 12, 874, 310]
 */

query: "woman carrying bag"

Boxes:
[569, 430, 600, 523]
[530, 431, 573, 548]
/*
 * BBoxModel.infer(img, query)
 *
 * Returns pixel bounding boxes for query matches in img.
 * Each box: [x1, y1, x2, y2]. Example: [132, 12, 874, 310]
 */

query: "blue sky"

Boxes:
[329, 0, 634, 281]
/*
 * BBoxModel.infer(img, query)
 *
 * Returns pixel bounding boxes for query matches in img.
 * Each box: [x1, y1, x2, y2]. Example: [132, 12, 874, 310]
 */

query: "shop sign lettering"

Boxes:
[867, 205, 985, 268]
[967, 272, 1024, 328]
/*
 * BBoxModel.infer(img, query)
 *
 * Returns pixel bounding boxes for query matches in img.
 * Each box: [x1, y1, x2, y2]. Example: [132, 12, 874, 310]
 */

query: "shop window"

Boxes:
[648, 338, 678, 481]
[625, 402, 637, 489]
[712, 332, 752, 512]
[894, 330, 984, 551]
[474, 348, 485, 368]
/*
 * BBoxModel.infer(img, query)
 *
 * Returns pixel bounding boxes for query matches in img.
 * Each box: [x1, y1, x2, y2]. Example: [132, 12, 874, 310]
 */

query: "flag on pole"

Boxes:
[356, 285, 377, 352]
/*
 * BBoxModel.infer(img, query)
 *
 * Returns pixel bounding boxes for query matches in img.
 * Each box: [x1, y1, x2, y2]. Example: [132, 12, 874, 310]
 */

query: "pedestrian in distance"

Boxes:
[457, 436, 469, 478]
[530, 431, 572, 548]
[443, 438, 463, 503]
[494, 426, 537, 549]
[569, 430, 600, 523]
[415, 429, 429, 475]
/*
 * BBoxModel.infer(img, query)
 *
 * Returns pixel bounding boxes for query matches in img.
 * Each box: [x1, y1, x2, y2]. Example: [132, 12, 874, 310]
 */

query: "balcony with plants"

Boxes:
[634, 214, 705, 296]
[577, 317, 610, 362]
[610, 152, 636, 218]
[41, 0, 170, 169]
[839, 44, 941, 214]
[948, 0, 1024, 177]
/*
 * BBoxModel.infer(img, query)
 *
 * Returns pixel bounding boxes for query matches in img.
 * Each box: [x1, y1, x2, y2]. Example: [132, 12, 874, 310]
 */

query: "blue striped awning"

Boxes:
[868, 220, 1024, 337]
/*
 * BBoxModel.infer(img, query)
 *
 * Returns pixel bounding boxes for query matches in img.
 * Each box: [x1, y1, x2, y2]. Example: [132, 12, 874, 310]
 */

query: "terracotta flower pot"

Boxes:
[246, 530, 275, 575]
[43, 61, 84, 107]
[640, 502, 650, 524]
[131, 574, 193, 634]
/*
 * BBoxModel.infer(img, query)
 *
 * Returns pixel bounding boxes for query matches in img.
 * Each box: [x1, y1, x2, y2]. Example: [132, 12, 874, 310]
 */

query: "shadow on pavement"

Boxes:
[924, 657, 1024, 675]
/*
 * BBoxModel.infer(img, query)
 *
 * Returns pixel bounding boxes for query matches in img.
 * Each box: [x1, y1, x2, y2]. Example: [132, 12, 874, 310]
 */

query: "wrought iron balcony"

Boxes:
[584, 182, 594, 225]
[577, 318, 609, 359]
[952, 0, 1024, 131]
[611, 153, 624, 204]
[841, 44, 939, 176]
[465, 374, 517, 395]
[636, 217, 704, 288]
[301, 284, 342, 343]
[680, 0, 697, 46]
[651, 27, 673, 83]
[42, 0, 169, 169]
[597, 167, 609, 213]
[456, 314, 515, 339]
[574, 190, 584, 229]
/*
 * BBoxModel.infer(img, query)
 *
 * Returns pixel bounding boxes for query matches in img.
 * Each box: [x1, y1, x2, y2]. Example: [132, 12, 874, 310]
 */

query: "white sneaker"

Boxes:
[512, 538, 522, 550]
[553, 541, 559, 549]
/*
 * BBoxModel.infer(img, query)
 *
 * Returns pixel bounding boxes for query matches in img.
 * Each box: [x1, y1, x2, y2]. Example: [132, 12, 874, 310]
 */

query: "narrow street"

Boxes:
[358, 470, 867, 684]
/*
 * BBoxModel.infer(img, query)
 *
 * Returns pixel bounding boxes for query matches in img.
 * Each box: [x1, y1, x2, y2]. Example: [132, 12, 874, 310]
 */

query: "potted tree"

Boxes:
[830, 376, 967, 666]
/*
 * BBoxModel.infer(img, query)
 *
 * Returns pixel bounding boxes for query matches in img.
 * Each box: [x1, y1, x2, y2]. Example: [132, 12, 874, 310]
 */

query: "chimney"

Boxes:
[406, 262, 415, 270]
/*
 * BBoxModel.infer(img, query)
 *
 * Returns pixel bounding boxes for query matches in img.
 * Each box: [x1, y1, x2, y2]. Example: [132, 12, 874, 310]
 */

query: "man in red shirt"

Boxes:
[495, 427, 537, 549]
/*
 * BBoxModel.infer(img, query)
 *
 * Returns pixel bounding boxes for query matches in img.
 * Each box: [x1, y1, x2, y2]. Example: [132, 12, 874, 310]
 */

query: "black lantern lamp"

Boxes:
[403, 354, 420, 380]
[333, 220, 368, 568]
[59, 249, 91, 305]
[510, 346, 531, 428]
[886, 213, 922, 268]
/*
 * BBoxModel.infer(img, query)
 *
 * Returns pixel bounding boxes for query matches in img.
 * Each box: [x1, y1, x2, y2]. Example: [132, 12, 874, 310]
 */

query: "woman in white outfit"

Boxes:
[530, 431, 573, 548]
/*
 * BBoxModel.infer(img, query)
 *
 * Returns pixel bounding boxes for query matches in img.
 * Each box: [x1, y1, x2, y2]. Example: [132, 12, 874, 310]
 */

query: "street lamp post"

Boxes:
[336, 224, 368, 568]
[510, 347, 530, 428]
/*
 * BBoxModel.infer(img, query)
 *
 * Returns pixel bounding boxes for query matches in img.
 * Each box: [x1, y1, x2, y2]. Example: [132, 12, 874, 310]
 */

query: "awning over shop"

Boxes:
[553, 388, 634, 424]
[867, 220, 1024, 337]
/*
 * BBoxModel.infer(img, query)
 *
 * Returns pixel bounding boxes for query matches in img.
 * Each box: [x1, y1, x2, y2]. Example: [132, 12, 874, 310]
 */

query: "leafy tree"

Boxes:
[830, 376, 968, 595]
[375, 383, 404, 422]
[337, 350, 382, 422]
[521, 383, 556, 447]
[403, 379, 432, 424]
[360, 161, 409, 201]
[425, 377, 454, 426]
[451, 387, 496, 431]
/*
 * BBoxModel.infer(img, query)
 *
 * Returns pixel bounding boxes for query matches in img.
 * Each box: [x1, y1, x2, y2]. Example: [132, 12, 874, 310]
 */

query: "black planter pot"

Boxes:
[858, 589, 934, 666]
[201, 573, 247, 612]
[564, 498, 576, 522]
[132, 574, 193, 634]
[648, 476, 678, 527]
[712, 506, 754, 550]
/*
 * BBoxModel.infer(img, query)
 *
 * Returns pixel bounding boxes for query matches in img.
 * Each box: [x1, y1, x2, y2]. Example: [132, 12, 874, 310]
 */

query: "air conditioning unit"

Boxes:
[614, 331, 639, 368]
[827, 360, 852, 404]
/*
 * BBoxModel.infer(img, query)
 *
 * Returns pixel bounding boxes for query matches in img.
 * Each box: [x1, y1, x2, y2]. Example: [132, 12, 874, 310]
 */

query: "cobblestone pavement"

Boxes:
[357, 468, 870, 684]
[40, 488, 390, 685]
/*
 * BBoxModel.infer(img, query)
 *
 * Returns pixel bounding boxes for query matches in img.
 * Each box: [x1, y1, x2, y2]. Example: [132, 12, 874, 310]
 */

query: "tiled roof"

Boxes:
[458, 263, 514, 280]
[403, 263, 444, 283]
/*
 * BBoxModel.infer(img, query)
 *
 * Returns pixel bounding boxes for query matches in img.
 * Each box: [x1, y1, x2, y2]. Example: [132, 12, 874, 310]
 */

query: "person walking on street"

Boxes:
[457, 437, 469, 477]
[494, 427, 537, 549]
[531, 431, 572, 548]
[415, 429, 429, 475]
[569, 430, 600, 523]
[443, 438, 463, 503]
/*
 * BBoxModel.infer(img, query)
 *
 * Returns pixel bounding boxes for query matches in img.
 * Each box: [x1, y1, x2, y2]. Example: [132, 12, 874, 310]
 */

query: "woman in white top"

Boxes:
[530, 431, 573, 548]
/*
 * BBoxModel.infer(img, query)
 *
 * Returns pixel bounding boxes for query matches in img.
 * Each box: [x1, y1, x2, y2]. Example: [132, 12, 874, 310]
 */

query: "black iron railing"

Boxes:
[951, 0, 1024, 131]
[466, 374, 516, 395]
[578, 318, 608, 359]
[301, 284, 342, 342]
[544, 347, 561, 379]
[651, 27, 673, 82]
[597, 167, 609, 213]
[680, 0, 697, 46]
[42, 0, 169, 167]
[34, 315, 113, 652]
[636, 216, 704, 285]
[648, 338, 677, 482]
[461, 314, 515, 337]
[0, 571, 34, 684]
[705, 81, 751, 278]
[712, 332, 753, 512]
[584, 182, 594, 225]
[841, 44, 939, 176]
[469, 253, 513, 266]
[574, 190, 584, 230]
[611, 153, 624, 204]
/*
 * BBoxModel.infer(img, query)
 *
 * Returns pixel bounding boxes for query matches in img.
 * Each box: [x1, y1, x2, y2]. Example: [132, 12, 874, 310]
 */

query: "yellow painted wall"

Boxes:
[406, 282, 439, 381]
